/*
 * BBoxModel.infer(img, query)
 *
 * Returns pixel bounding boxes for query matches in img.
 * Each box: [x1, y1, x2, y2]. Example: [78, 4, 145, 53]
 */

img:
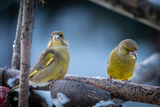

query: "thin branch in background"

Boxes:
[11, 1, 23, 70]
[19, 0, 37, 107]
[89, 0, 160, 31]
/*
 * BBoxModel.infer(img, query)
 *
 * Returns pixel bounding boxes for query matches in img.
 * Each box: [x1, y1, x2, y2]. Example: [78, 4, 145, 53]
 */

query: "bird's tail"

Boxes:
[6, 84, 19, 95]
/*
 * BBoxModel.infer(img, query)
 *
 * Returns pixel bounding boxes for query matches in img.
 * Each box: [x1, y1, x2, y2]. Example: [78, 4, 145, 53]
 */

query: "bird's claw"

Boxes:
[107, 76, 115, 81]
[49, 79, 57, 89]
[122, 79, 132, 83]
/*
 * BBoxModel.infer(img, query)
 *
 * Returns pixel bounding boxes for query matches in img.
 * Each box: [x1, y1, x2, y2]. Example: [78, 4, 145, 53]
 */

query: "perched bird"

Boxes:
[7, 31, 70, 93]
[107, 39, 138, 81]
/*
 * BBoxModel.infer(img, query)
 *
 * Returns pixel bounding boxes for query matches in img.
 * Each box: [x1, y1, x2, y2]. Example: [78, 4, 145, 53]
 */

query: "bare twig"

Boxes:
[19, 0, 37, 107]
[11, 1, 23, 70]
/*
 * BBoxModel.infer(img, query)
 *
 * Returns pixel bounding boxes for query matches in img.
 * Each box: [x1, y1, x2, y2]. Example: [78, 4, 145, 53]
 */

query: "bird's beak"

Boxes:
[129, 51, 138, 59]
[53, 34, 61, 41]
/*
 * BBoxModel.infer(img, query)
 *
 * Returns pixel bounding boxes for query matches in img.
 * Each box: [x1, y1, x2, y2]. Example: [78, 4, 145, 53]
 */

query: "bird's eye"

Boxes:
[124, 47, 129, 51]
[59, 34, 63, 37]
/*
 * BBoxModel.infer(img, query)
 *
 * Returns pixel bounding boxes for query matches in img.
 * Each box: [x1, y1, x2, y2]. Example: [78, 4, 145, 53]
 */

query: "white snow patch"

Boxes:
[31, 84, 37, 88]
[121, 80, 127, 84]
[66, 74, 81, 77]
[33, 90, 53, 107]
[15, 89, 19, 93]
[13, 97, 18, 101]
[12, 44, 15, 48]
[7, 75, 20, 87]
[52, 92, 70, 107]
[66, 74, 107, 80]
[12, 44, 15, 49]
[12, 40, 16, 49]
[92, 76, 106, 80]
[93, 100, 114, 107]
[112, 79, 119, 82]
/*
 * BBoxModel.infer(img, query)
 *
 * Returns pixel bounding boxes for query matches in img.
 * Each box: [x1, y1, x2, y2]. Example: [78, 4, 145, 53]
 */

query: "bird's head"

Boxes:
[47, 31, 69, 48]
[118, 39, 138, 59]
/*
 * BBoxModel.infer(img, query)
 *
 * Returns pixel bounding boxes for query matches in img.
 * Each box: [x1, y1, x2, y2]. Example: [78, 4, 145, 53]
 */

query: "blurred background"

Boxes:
[0, 0, 160, 107]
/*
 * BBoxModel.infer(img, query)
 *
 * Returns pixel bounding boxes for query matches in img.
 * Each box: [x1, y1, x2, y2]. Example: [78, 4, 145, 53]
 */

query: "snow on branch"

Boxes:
[1, 53, 160, 106]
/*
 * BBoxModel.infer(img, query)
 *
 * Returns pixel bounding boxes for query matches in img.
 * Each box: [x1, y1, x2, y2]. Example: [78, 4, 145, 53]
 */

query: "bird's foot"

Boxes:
[48, 79, 57, 89]
[107, 76, 115, 81]
[122, 79, 131, 83]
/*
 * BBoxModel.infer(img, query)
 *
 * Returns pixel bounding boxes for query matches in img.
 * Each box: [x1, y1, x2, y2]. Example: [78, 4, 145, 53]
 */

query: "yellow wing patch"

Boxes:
[46, 57, 54, 67]
[30, 69, 38, 77]
[30, 52, 54, 77]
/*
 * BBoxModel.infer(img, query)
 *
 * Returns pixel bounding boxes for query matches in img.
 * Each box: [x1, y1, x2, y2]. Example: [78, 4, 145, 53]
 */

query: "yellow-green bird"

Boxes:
[7, 31, 70, 93]
[107, 39, 138, 81]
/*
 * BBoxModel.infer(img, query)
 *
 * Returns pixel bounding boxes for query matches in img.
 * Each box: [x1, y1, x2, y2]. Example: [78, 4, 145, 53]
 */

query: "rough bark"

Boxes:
[0, 68, 20, 87]
[89, 0, 160, 31]
[19, 0, 36, 107]
[1, 53, 160, 106]
[2, 69, 160, 106]
[62, 75, 160, 105]
[11, 1, 23, 70]
[50, 80, 111, 107]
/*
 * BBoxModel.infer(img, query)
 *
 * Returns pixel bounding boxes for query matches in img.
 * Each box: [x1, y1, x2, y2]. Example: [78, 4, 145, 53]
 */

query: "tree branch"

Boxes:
[3, 71, 160, 106]
[19, 0, 37, 107]
[50, 80, 111, 107]
[11, 1, 23, 70]
[2, 53, 160, 106]
[62, 75, 160, 105]
[89, 0, 160, 31]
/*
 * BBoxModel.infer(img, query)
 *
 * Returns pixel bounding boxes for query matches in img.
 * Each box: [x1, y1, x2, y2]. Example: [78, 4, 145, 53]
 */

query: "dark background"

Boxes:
[0, 0, 159, 107]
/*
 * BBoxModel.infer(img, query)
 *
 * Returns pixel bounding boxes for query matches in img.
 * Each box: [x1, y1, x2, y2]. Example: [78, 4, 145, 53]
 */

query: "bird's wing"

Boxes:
[29, 49, 55, 77]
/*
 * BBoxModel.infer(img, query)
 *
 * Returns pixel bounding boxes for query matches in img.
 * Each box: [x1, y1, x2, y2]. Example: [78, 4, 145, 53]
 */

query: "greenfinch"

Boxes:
[7, 31, 70, 93]
[107, 39, 138, 81]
